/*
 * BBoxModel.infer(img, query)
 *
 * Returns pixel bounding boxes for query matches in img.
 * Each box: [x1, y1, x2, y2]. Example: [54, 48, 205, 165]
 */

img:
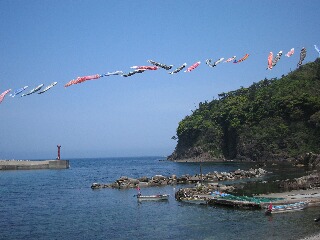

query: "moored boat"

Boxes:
[137, 193, 169, 201]
[265, 201, 308, 214]
[180, 197, 208, 205]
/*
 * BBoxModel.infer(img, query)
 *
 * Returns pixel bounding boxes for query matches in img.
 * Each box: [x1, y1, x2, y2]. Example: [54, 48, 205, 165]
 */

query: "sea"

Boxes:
[1, 156, 320, 240]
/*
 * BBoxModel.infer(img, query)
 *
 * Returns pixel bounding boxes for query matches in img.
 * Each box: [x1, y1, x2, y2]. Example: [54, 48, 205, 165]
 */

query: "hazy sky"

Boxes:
[0, 0, 319, 159]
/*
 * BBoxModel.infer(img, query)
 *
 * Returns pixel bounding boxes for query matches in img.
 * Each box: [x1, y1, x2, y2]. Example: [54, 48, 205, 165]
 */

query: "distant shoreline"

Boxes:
[168, 156, 228, 162]
[168, 157, 298, 164]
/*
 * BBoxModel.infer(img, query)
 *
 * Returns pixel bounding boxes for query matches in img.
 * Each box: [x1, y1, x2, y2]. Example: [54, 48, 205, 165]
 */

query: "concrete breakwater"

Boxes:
[91, 168, 267, 189]
[0, 160, 69, 170]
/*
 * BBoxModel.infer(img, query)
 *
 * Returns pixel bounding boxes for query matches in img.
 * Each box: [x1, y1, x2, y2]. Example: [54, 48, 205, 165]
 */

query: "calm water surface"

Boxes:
[1, 157, 320, 240]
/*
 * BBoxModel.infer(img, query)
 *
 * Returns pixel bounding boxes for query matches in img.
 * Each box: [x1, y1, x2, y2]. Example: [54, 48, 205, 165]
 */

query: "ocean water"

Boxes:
[0, 157, 320, 240]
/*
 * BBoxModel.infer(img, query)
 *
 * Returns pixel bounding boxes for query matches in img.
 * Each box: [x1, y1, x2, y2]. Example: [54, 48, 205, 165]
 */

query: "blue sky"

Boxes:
[0, 0, 319, 159]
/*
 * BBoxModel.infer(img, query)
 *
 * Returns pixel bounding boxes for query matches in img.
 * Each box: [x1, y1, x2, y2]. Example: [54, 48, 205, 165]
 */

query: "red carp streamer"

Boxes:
[285, 48, 294, 57]
[267, 52, 273, 70]
[233, 54, 249, 63]
[0, 89, 11, 104]
[65, 74, 102, 87]
[185, 61, 201, 72]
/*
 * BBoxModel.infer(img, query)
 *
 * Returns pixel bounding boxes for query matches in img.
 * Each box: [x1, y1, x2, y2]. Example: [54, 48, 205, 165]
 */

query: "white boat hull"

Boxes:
[266, 202, 308, 214]
[137, 194, 169, 201]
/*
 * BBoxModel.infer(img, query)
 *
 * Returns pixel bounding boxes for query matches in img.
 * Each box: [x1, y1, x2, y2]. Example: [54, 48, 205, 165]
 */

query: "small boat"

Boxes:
[180, 197, 207, 205]
[179, 194, 208, 205]
[137, 193, 169, 201]
[265, 201, 308, 214]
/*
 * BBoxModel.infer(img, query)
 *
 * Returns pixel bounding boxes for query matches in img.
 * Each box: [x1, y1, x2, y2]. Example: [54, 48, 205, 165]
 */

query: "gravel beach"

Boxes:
[259, 188, 320, 205]
[300, 233, 320, 240]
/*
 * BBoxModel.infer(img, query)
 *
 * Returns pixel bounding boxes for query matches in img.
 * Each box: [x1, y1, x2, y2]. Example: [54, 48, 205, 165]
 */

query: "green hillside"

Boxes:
[168, 59, 320, 162]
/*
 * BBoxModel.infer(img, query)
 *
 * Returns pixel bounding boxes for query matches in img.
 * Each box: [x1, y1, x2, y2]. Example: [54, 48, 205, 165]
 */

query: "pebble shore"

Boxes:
[300, 233, 320, 240]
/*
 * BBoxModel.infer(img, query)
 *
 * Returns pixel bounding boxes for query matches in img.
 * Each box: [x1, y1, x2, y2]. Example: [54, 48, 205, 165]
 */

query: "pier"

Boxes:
[0, 160, 69, 170]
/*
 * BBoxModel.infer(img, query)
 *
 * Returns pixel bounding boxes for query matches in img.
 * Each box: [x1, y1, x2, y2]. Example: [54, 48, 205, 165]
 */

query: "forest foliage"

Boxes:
[169, 58, 320, 161]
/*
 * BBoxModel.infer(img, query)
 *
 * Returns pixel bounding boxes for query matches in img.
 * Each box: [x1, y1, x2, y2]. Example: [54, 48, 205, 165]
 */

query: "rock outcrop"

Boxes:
[175, 184, 235, 201]
[91, 168, 267, 189]
[301, 152, 320, 167]
[279, 172, 320, 191]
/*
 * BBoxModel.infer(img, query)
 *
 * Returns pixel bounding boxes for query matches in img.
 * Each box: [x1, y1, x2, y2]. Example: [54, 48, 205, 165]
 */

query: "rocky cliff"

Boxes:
[169, 59, 320, 165]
